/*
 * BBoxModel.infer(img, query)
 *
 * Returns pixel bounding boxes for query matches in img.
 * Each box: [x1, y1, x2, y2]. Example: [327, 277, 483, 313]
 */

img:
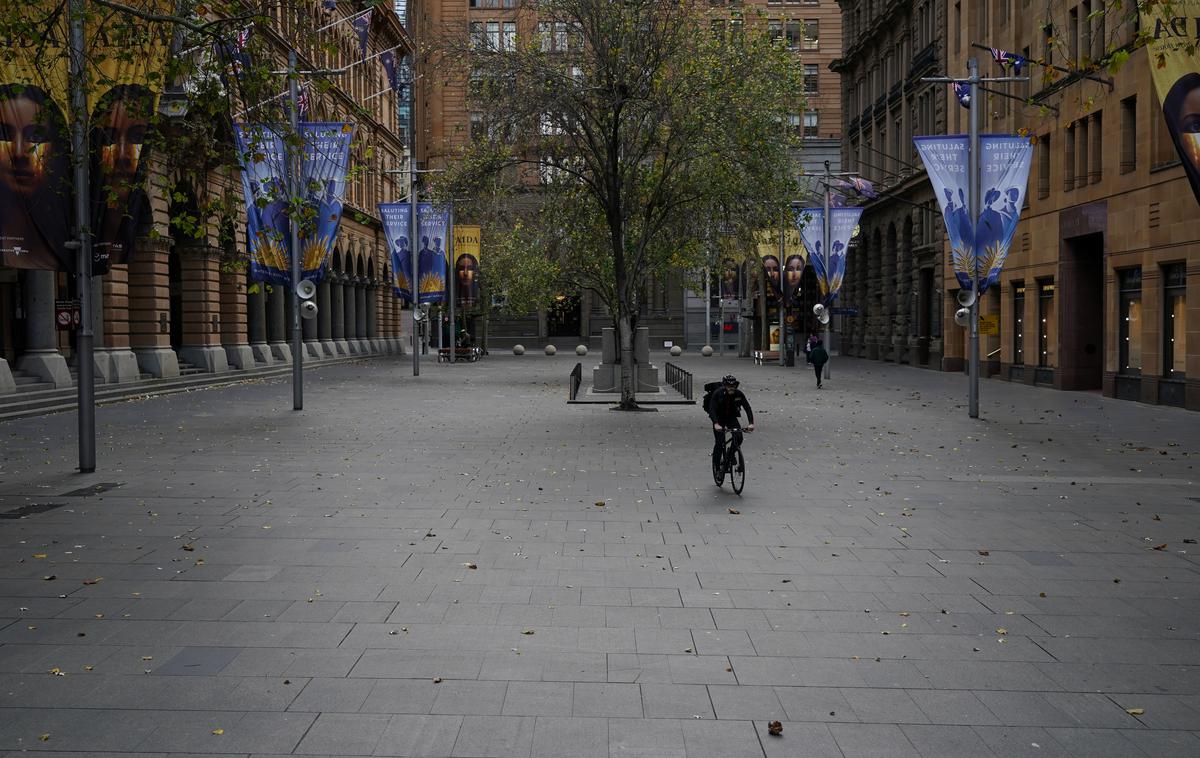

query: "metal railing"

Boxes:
[568, 362, 582, 401]
[664, 362, 693, 400]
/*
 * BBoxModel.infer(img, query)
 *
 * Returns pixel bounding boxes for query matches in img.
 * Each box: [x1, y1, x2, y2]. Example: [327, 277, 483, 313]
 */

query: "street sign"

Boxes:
[979, 314, 1000, 336]
[55, 299, 81, 331]
[831, 306, 858, 316]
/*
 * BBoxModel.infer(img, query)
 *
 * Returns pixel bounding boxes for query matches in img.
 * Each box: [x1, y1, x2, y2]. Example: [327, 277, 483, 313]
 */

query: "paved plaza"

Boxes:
[0, 352, 1198, 757]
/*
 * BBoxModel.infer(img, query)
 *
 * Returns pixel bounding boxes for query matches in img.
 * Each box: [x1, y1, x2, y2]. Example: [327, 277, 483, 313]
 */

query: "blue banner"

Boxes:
[796, 207, 863, 305]
[236, 123, 353, 285]
[379, 201, 413, 301]
[915, 134, 1033, 293]
[378, 202, 451, 303]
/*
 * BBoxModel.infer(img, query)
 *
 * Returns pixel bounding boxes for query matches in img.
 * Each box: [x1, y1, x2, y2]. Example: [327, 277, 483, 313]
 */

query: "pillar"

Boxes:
[0, 358, 14, 394]
[176, 244, 228, 373]
[267, 285, 291, 363]
[355, 280, 369, 352]
[15, 270, 72, 386]
[247, 280, 273, 365]
[317, 279, 335, 356]
[302, 286, 321, 359]
[88, 276, 111, 383]
[366, 281, 379, 351]
[330, 274, 348, 355]
[344, 276, 358, 354]
[102, 264, 140, 382]
[220, 268, 254, 370]
[128, 237, 179, 378]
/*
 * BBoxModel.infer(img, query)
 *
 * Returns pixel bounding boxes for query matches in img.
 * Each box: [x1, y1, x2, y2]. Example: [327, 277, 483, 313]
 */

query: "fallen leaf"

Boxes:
[82, 577, 103, 585]
[38, 734, 50, 742]
[48, 667, 64, 676]
[433, 676, 443, 683]
[83, 665, 94, 671]
[462, 562, 478, 569]
[996, 628, 1008, 635]
[728, 508, 740, 515]
[1126, 708, 1145, 716]
[521, 629, 535, 635]
[767, 720, 783, 736]
[141, 656, 153, 661]
[181, 544, 195, 552]
[211, 728, 225, 735]
[42, 575, 56, 581]
[32, 553, 47, 559]
[1152, 544, 1168, 551]
[978, 550, 990, 556]
[594, 501, 605, 507]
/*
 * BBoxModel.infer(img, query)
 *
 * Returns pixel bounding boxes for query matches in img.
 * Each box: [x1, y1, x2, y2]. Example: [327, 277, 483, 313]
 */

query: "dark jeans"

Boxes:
[712, 420, 743, 466]
[813, 365, 824, 386]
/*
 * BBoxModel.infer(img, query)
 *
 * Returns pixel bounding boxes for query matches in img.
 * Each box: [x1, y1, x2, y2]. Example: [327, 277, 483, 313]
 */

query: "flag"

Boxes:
[1141, 1, 1200, 206]
[296, 84, 311, 120]
[379, 202, 413, 301]
[914, 134, 1033, 293]
[352, 11, 372, 61]
[988, 47, 1026, 75]
[380, 50, 400, 93]
[322, 0, 337, 9]
[378, 202, 452, 303]
[217, 26, 252, 84]
[453, 225, 482, 309]
[953, 82, 971, 109]
[796, 207, 862, 305]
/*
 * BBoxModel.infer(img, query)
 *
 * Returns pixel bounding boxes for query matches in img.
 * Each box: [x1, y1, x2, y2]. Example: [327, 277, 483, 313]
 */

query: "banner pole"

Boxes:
[69, 0, 95, 472]
[288, 50, 304, 411]
[823, 161, 832, 380]
[448, 210, 456, 363]
[703, 266, 710, 351]
[409, 127, 420, 377]
[778, 210, 785, 366]
[967, 57, 981, 419]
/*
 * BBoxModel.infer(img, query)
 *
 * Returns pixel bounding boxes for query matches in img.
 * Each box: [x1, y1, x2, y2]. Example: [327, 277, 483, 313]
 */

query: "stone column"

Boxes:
[366, 281, 379, 351]
[266, 285, 291, 363]
[343, 277, 358, 354]
[330, 274, 348, 355]
[16, 270, 72, 386]
[176, 244, 228, 373]
[301, 287, 321, 358]
[0, 357, 14, 394]
[128, 237, 179, 378]
[220, 268, 254, 370]
[88, 276, 111, 383]
[355, 280, 369, 353]
[247, 281, 272, 365]
[317, 279, 335, 356]
[102, 265, 140, 382]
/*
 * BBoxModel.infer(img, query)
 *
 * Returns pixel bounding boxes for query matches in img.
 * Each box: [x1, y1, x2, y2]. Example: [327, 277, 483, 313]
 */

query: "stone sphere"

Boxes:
[575, 345, 588, 356]
[544, 344, 557, 356]
[513, 344, 525, 355]
[701, 345, 714, 357]
[669, 345, 683, 357]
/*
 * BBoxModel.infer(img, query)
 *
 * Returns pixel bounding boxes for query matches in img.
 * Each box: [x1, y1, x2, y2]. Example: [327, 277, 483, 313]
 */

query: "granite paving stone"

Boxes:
[1, 354, 1197, 756]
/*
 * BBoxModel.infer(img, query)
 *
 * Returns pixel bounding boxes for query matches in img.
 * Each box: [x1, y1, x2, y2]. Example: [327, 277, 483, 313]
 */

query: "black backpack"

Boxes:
[702, 381, 722, 415]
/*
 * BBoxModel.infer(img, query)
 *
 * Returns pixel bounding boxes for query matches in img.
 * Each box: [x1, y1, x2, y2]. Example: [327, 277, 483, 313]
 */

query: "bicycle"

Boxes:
[712, 426, 749, 494]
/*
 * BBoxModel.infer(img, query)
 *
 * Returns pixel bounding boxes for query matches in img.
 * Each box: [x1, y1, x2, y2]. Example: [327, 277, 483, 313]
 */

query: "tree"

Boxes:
[433, 0, 806, 408]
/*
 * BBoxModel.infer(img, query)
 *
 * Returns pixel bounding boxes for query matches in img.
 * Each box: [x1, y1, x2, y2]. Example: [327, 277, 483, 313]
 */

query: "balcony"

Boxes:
[908, 41, 938, 79]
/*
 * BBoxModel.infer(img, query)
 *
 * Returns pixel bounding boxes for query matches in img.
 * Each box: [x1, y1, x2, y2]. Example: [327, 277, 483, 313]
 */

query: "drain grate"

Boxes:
[0, 502, 70, 519]
[60, 482, 123, 497]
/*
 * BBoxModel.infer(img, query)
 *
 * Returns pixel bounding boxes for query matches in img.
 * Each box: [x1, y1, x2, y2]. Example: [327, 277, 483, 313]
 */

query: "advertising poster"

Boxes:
[755, 228, 805, 305]
[453, 224, 481, 309]
[1141, 2, 1200, 205]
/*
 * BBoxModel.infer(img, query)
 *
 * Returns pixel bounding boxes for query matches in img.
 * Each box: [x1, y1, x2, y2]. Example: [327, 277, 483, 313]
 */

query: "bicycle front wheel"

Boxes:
[712, 449, 725, 486]
[730, 447, 745, 494]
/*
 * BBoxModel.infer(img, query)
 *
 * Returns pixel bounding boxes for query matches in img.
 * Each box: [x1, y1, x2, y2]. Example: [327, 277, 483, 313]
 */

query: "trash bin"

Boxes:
[785, 347, 795, 366]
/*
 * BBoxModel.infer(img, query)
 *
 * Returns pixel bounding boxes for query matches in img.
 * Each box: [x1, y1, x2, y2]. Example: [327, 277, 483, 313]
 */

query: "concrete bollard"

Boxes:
[513, 344, 525, 355]
[575, 345, 588, 356]
[544, 344, 557, 356]
[701, 345, 713, 357]
[669, 345, 682, 357]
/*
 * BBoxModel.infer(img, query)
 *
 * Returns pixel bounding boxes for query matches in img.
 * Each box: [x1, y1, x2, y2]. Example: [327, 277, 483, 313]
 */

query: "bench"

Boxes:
[437, 347, 482, 363]
[752, 350, 780, 365]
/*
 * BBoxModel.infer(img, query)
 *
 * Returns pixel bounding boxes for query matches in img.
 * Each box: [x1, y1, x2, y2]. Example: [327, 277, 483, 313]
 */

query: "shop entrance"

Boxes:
[1058, 232, 1104, 390]
[547, 294, 581, 338]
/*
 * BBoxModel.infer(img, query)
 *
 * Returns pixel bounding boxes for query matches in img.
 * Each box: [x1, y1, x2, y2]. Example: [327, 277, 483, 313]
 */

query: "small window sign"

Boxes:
[663, 340, 673, 348]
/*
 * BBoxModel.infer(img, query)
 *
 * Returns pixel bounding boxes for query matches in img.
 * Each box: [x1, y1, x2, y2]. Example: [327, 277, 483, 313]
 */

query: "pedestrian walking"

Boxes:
[809, 339, 829, 388]
[804, 333, 817, 364]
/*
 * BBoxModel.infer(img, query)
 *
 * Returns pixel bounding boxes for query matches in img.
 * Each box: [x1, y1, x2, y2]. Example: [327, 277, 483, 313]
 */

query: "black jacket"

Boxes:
[708, 386, 754, 425]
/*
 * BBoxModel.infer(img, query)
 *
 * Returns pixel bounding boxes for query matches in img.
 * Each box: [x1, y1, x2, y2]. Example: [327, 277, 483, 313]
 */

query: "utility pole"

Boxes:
[288, 50, 303, 410]
[822, 161, 833, 381]
[923, 58, 1026, 419]
[68, 0, 94, 473]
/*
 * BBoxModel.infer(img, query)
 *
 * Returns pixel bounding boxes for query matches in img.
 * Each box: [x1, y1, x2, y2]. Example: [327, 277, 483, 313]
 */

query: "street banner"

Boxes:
[235, 122, 353, 285]
[754, 228, 805, 305]
[297, 122, 354, 281]
[417, 204, 450, 304]
[1, 0, 171, 272]
[796, 207, 862, 305]
[453, 224, 481, 309]
[713, 257, 742, 300]
[380, 201, 413, 301]
[914, 134, 1033, 293]
[1141, 2, 1200, 205]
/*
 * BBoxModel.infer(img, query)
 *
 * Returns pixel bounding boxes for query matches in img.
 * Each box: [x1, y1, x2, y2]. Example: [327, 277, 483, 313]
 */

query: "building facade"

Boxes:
[832, 0, 950, 368]
[411, 0, 844, 349]
[0, 3, 413, 397]
[835, 0, 1200, 411]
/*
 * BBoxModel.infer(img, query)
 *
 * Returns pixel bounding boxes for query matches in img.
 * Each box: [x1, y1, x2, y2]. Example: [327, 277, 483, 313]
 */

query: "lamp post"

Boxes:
[68, 0, 94, 473]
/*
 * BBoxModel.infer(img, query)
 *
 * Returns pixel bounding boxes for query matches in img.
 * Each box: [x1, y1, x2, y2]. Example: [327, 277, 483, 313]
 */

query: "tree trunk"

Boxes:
[617, 308, 636, 409]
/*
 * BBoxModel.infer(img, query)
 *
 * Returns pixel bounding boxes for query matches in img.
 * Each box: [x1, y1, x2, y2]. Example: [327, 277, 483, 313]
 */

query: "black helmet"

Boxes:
[722, 374, 739, 387]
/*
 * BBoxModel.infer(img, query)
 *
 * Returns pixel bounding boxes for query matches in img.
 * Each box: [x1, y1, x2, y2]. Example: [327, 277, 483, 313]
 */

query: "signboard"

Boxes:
[453, 224, 481, 309]
[979, 314, 1000, 336]
[55, 299, 81, 330]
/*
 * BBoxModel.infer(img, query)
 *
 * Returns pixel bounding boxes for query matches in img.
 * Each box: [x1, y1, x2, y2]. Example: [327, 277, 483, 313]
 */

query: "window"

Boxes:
[710, 20, 724, 40]
[768, 20, 782, 42]
[1120, 96, 1137, 173]
[1163, 263, 1187, 377]
[1076, 117, 1089, 188]
[470, 112, 486, 141]
[470, 21, 485, 49]
[1038, 279, 1055, 367]
[1069, 7, 1079, 65]
[1064, 123, 1076, 191]
[501, 22, 516, 51]
[1013, 283, 1026, 365]
[804, 64, 819, 93]
[954, 3, 961, 53]
[1038, 134, 1051, 198]
[1090, 112, 1102, 183]
[486, 21, 500, 50]
[803, 110, 819, 137]
[785, 20, 802, 49]
[1118, 267, 1143, 374]
[802, 19, 818, 49]
[1151, 102, 1180, 168]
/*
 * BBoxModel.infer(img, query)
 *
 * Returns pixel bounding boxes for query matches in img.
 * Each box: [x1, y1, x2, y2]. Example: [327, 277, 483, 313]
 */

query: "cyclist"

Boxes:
[708, 374, 755, 472]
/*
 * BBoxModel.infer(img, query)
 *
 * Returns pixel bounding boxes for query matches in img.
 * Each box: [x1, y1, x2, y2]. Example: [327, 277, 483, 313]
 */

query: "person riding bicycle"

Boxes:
[708, 374, 754, 471]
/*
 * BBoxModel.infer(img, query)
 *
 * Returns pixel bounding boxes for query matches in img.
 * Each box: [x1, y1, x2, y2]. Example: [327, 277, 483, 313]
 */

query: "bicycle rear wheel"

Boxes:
[712, 448, 725, 486]
[730, 447, 745, 494]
